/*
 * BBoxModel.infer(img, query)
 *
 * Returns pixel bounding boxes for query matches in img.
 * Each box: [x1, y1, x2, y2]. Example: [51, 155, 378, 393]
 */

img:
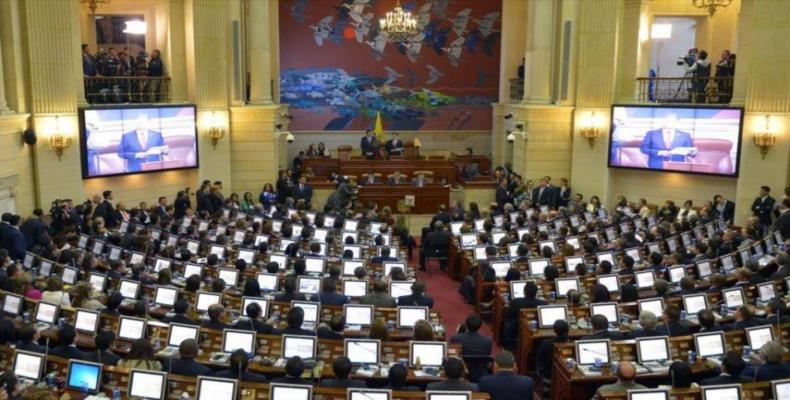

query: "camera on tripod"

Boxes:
[677, 48, 698, 67]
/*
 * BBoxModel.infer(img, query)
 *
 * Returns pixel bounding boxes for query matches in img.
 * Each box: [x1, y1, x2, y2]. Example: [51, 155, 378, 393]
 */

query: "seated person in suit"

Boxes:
[14, 324, 45, 353]
[385, 363, 419, 391]
[697, 309, 724, 332]
[388, 171, 407, 185]
[83, 330, 121, 366]
[426, 357, 478, 391]
[385, 132, 404, 157]
[760, 297, 790, 324]
[478, 350, 535, 400]
[48, 325, 87, 360]
[638, 112, 695, 169]
[397, 280, 434, 308]
[412, 173, 429, 188]
[271, 356, 315, 385]
[502, 282, 548, 346]
[279, 307, 316, 336]
[311, 278, 348, 305]
[161, 339, 213, 377]
[317, 315, 346, 340]
[450, 314, 493, 356]
[700, 351, 748, 385]
[536, 320, 570, 380]
[371, 247, 397, 264]
[320, 356, 367, 388]
[361, 172, 381, 186]
[581, 315, 625, 340]
[628, 311, 660, 338]
[592, 361, 647, 399]
[274, 278, 307, 302]
[360, 281, 397, 308]
[726, 304, 761, 330]
[741, 341, 790, 381]
[202, 304, 231, 331]
[165, 299, 198, 325]
[233, 302, 275, 334]
[656, 304, 690, 337]
[215, 349, 268, 382]
[118, 114, 167, 173]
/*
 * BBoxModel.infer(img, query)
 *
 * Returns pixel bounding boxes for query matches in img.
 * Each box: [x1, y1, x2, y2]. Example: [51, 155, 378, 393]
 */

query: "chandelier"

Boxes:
[379, 0, 417, 42]
[692, 0, 732, 16]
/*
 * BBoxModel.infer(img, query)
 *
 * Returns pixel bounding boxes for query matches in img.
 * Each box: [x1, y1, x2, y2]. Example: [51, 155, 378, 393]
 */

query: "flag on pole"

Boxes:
[373, 111, 385, 143]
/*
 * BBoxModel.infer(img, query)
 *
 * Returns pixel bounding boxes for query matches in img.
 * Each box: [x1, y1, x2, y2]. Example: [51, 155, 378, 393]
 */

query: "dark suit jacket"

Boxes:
[426, 379, 478, 391]
[202, 320, 231, 331]
[639, 129, 694, 169]
[118, 130, 166, 172]
[312, 292, 348, 305]
[20, 217, 47, 250]
[215, 369, 268, 382]
[320, 378, 367, 388]
[317, 327, 345, 340]
[49, 345, 87, 360]
[751, 196, 776, 226]
[162, 358, 213, 376]
[274, 292, 306, 302]
[292, 184, 313, 204]
[278, 326, 316, 336]
[715, 200, 736, 224]
[233, 319, 275, 335]
[95, 200, 119, 228]
[496, 186, 510, 208]
[165, 314, 199, 326]
[478, 371, 534, 400]
[656, 321, 691, 337]
[532, 186, 558, 208]
[360, 293, 396, 308]
[387, 176, 406, 185]
[450, 331, 493, 357]
[700, 374, 749, 385]
[385, 139, 404, 156]
[360, 135, 377, 156]
[423, 230, 452, 258]
[0, 318, 16, 344]
[581, 330, 626, 341]
[270, 376, 314, 385]
[397, 294, 434, 308]
[742, 362, 790, 381]
[83, 349, 122, 366]
[779, 211, 790, 240]
[14, 340, 46, 354]
[0, 226, 26, 261]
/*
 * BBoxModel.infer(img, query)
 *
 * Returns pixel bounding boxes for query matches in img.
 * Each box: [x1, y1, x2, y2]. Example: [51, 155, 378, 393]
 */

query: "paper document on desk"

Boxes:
[405, 195, 415, 206]
[668, 147, 697, 156]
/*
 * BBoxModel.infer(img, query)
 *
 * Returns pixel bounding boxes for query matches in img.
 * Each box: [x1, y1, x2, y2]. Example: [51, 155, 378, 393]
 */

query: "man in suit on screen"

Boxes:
[639, 112, 695, 169]
[117, 114, 167, 172]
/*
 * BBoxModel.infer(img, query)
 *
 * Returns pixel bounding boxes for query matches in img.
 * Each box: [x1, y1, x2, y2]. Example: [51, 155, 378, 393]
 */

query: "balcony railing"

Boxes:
[509, 78, 524, 103]
[636, 76, 734, 104]
[84, 76, 171, 104]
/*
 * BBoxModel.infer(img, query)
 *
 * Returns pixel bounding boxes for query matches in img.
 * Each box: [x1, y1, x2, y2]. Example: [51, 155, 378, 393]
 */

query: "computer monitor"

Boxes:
[566, 236, 581, 250]
[66, 360, 102, 394]
[297, 276, 321, 294]
[312, 227, 329, 243]
[564, 256, 585, 272]
[304, 257, 326, 274]
[128, 369, 167, 400]
[722, 287, 745, 309]
[528, 259, 549, 276]
[129, 251, 146, 265]
[636, 336, 670, 363]
[343, 245, 362, 259]
[269, 384, 311, 400]
[168, 323, 199, 347]
[538, 305, 568, 329]
[596, 252, 616, 266]
[196, 377, 238, 400]
[222, 329, 255, 354]
[694, 331, 726, 358]
[409, 341, 446, 367]
[348, 388, 391, 400]
[757, 281, 776, 302]
[773, 379, 790, 400]
[745, 325, 775, 350]
[555, 277, 579, 297]
[701, 385, 742, 400]
[217, 268, 239, 287]
[196, 292, 222, 313]
[154, 258, 172, 273]
[38, 259, 53, 277]
[278, 239, 294, 252]
[460, 233, 478, 248]
[575, 339, 611, 365]
[34, 302, 58, 325]
[119, 279, 140, 300]
[717, 256, 734, 274]
[491, 261, 512, 278]
[590, 303, 618, 324]
[627, 389, 669, 400]
[282, 335, 317, 359]
[597, 274, 620, 293]
[88, 273, 106, 293]
[154, 286, 178, 307]
[397, 306, 428, 328]
[539, 240, 557, 253]
[3, 293, 23, 315]
[343, 259, 365, 276]
[269, 254, 287, 270]
[668, 265, 686, 283]
[491, 231, 507, 245]
[510, 280, 528, 299]
[240, 270, 268, 290]
[291, 301, 319, 325]
[344, 304, 374, 326]
[383, 262, 406, 277]
[390, 281, 414, 298]
[344, 339, 381, 365]
[638, 298, 665, 318]
[634, 270, 656, 289]
[13, 350, 44, 381]
[681, 293, 708, 316]
[118, 316, 147, 341]
[184, 263, 203, 278]
[473, 246, 487, 261]
[62, 267, 78, 285]
[342, 280, 368, 298]
[426, 392, 471, 400]
[344, 219, 359, 231]
[241, 297, 269, 319]
[75, 309, 100, 334]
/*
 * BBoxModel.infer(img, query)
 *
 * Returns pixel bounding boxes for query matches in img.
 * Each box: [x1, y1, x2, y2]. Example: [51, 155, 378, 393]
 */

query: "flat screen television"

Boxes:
[79, 105, 199, 178]
[608, 105, 743, 177]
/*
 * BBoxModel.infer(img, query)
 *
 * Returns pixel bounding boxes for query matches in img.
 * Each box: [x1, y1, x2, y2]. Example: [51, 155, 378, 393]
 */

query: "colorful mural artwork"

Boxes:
[278, 0, 502, 131]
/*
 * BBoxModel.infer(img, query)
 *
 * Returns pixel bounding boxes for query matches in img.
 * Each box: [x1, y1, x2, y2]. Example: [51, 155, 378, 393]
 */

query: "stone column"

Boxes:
[522, 0, 556, 104]
[70, 0, 88, 106]
[168, 0, 189, 102]
[614, 0, 650, 103]
[247, 0, 273, 104]
[0, 38, 10, 113]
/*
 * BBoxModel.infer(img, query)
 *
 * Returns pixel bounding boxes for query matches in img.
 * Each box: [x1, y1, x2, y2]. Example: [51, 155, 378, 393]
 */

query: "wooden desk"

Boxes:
[358, 185, 449, 214]
[303, 158, 468, 183]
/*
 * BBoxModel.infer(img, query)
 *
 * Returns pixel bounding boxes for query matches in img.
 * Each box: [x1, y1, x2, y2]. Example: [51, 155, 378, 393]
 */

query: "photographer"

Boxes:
[685, 49, 711, 103]
[715, 50, 735, 103]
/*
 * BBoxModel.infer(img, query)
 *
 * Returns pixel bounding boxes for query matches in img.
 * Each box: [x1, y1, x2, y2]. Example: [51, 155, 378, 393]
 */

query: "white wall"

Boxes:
[650, 17, 697, 77]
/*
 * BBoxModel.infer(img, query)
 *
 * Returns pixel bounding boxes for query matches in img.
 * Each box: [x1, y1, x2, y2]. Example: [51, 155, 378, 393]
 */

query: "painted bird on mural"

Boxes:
[311, 16, 334, 46]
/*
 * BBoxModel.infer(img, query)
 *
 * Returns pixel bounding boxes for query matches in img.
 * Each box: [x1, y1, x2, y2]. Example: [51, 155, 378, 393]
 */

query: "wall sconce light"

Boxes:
[579, 111, 605, 148]
[753, 114, 777, 159]
[207, 111, 226, 149]
[506, 121, 526, 143]
[48, 115, 72, 160]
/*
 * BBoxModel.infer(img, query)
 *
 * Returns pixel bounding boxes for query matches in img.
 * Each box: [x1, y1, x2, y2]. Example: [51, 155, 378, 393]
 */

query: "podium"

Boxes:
[404, 139, 420, 159]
